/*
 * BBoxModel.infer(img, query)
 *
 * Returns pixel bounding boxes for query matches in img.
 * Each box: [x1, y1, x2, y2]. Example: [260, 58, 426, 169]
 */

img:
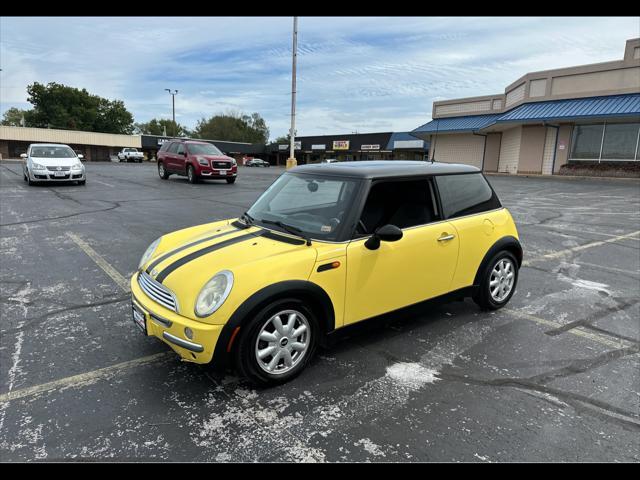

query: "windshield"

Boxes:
[187, 143, 223, 156]
[247, 173, 361, 241]
[30, 146, 76, 158]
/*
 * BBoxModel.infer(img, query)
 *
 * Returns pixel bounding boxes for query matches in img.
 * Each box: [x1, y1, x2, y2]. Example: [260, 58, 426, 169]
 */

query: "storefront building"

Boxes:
[265, 132, 428, 165]
[412, 38, 640, 174]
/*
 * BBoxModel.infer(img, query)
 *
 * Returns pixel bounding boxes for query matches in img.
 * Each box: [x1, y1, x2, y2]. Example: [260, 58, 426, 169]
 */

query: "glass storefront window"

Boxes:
[601, 123, 639, 160]
[570, 123, 640, 161]
[571, 124, 604, 160]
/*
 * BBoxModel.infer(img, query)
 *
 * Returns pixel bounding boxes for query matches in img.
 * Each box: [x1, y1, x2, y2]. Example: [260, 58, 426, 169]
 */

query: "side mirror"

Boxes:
[77, 154, 84, 159]
[364, 224, 403, 250]
[183, 151, 188, 156]
[20, 153, 27, 159]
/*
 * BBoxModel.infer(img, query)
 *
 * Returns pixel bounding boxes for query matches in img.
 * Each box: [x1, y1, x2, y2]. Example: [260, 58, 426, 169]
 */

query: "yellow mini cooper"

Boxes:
[131, 161, 522, 385]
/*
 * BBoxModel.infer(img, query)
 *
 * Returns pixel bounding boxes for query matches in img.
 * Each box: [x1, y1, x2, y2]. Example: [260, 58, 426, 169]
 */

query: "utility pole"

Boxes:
[287, 16, 298, 169]
[165, 89, 178, 136]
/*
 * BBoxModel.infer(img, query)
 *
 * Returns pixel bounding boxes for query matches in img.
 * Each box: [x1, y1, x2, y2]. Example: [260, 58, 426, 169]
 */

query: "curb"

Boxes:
[484, 172, 640, 183]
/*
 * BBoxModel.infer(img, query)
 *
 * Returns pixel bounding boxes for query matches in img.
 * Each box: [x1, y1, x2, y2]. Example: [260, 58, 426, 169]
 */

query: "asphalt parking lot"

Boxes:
[0, 161, 638, 462]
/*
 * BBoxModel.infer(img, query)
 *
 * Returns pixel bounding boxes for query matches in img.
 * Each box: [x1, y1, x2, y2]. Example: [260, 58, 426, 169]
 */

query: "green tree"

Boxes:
[193, 111, 269, 144]
[1, 107, 29, 126]
[135, 118, 190, 137]
[25, 82, 134, 134]
[274, 134, 291, 144]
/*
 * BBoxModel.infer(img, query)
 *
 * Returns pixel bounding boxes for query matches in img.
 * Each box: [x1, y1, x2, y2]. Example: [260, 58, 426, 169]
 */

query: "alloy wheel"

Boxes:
[489, 258, 515, 302]
[254, 309, 310, 375]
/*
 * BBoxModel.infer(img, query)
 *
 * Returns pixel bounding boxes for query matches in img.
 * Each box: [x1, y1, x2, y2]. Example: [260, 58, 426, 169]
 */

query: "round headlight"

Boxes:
[138, 237, 161, 269]
[195, 270, 234, 317]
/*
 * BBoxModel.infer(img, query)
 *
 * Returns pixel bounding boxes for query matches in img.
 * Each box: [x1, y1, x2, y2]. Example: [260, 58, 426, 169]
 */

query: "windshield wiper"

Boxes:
[261, 219, 312, 246]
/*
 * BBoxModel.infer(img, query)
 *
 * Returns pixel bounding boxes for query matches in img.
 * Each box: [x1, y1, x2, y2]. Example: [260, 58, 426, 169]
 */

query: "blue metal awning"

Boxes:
[495, 93, 640, 123]
[412, 94, 640, 135]
[412, 114, 502, 134]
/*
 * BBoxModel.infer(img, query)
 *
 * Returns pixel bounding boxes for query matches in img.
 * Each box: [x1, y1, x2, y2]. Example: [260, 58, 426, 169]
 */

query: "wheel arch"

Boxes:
[473, 236, 523, 287]
[211, 280, 335, 369]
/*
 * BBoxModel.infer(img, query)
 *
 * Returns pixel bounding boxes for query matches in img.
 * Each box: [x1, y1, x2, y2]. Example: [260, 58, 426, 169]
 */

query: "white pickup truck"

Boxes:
[117, 148, 145, 163]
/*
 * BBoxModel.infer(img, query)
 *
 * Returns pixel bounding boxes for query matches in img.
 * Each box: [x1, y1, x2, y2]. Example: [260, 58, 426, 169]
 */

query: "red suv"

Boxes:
[157, 140, 238, 184]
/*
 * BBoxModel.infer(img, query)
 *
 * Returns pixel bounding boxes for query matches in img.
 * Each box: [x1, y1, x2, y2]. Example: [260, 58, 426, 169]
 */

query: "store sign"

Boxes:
[311, 144, 326, 150]
[361, 144, 380, 150]
[279, 142, 301, 150]
[157, 138, 170, 146]
[393, 140, 424, 149]
[333, 140, 350, 150]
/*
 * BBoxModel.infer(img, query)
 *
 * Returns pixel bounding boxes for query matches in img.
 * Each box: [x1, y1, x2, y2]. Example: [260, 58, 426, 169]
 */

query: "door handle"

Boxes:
[437, 233, 455, 242]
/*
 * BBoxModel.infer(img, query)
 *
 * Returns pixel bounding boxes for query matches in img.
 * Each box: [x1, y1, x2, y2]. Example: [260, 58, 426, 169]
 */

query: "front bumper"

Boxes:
[130, 272, 223, 364]
[31, 170, 85, 181]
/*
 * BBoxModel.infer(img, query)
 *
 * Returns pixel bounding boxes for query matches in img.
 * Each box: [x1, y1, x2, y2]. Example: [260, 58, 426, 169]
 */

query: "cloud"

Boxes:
[1, 16, 638, 140]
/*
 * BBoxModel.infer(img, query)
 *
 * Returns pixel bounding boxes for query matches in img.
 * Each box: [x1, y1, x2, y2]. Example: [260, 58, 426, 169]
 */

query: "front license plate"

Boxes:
[132, 305, 147, 334]
[54, 171, 66, 177]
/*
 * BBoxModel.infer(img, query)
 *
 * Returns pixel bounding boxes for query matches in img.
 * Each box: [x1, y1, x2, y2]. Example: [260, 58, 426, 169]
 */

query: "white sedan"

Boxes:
[22, 143, 86, 186]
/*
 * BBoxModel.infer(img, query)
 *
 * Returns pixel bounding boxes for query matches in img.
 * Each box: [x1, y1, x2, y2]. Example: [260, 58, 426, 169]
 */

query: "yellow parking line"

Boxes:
[523, 229, 640, 267]
[503, 309, 631, 349]
[66, 232, 130, 292]
[0, 352, 171, 404]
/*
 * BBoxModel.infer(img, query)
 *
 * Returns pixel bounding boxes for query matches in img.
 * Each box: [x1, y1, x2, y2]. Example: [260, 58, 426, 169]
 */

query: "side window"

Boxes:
[435, 173, 501, 219]
[356, 179, 439, 236]
[176, 144, 185, 156]
[167, 142, 179, 154]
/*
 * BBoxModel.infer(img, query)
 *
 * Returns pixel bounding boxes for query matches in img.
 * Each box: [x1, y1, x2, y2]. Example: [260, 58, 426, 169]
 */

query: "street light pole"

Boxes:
[165, 89, 178, 136]
[287, 16, 298, 169]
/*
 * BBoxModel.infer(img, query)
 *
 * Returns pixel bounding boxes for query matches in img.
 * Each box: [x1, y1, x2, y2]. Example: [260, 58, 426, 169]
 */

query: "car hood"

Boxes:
[143, 220, 317, 321]
[30, 157, 79, 167]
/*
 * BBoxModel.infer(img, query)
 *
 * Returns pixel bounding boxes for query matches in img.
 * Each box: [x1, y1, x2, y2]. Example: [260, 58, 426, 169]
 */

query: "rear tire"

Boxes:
[234, 298, 318, 387]
[226, 177, 236, 184]
[158, 162, 170, 180]
[473, 251, 518, 311]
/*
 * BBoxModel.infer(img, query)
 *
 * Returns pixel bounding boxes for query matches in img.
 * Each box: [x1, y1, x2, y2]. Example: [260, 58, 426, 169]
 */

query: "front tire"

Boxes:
[78, 179, 86, 186]
[473, 251, 518, 310]
[234, 299, 318, 387]
[158, 162, 170, 180]
[187, 165, 197, 184]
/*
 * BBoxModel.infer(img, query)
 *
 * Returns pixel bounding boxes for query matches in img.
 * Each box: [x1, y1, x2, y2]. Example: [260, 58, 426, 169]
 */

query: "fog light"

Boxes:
[184, 327, 194, 340]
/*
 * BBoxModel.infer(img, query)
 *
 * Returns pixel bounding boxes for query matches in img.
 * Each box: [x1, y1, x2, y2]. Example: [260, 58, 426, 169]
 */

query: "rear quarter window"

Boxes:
[435, 173, 501, 219]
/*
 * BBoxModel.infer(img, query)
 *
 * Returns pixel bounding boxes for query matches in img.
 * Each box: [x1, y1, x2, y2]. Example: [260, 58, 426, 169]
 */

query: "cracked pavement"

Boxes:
[0, 161, 639, 462]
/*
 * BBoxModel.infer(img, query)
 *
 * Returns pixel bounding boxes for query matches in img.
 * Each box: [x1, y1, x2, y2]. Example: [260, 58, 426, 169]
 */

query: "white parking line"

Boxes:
[93, 180, 114, 188]
[66, 232, 130, 292]
[503, 309, 631, 349]
[0, 352, 171, 404]
[523, 230, 640, 267]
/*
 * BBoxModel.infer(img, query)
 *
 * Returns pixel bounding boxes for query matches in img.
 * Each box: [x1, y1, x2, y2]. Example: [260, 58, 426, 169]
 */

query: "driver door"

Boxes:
[344, 178, 460, 325]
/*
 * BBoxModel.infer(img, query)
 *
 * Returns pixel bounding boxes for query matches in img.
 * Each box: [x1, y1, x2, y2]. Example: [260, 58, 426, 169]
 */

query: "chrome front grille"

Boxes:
[213, 161, 231, 169]
[46, 166, 71, 171]
[138, 271, 179, 313]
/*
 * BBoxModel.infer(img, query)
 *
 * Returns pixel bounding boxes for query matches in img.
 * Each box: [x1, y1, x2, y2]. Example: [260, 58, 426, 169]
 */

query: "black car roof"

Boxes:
[290, 160, 480, 179]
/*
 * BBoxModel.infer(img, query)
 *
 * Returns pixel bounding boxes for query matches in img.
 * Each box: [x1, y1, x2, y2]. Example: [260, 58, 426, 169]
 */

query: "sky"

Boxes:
[1, 16, 638, 141]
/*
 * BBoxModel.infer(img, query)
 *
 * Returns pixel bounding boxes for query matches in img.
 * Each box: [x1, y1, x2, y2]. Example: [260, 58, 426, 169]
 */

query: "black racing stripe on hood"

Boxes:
[145, 225, 241, 274]
[154, 232, 258, 283]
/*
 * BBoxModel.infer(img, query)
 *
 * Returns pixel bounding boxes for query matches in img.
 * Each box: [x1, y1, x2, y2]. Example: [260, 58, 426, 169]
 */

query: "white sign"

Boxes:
[312, 144, 326, 150]
[279, 142, 301, 150]
[393, 140, 424, 149]
[157, 138, 170, 146]
[361, 144, 380, 150]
